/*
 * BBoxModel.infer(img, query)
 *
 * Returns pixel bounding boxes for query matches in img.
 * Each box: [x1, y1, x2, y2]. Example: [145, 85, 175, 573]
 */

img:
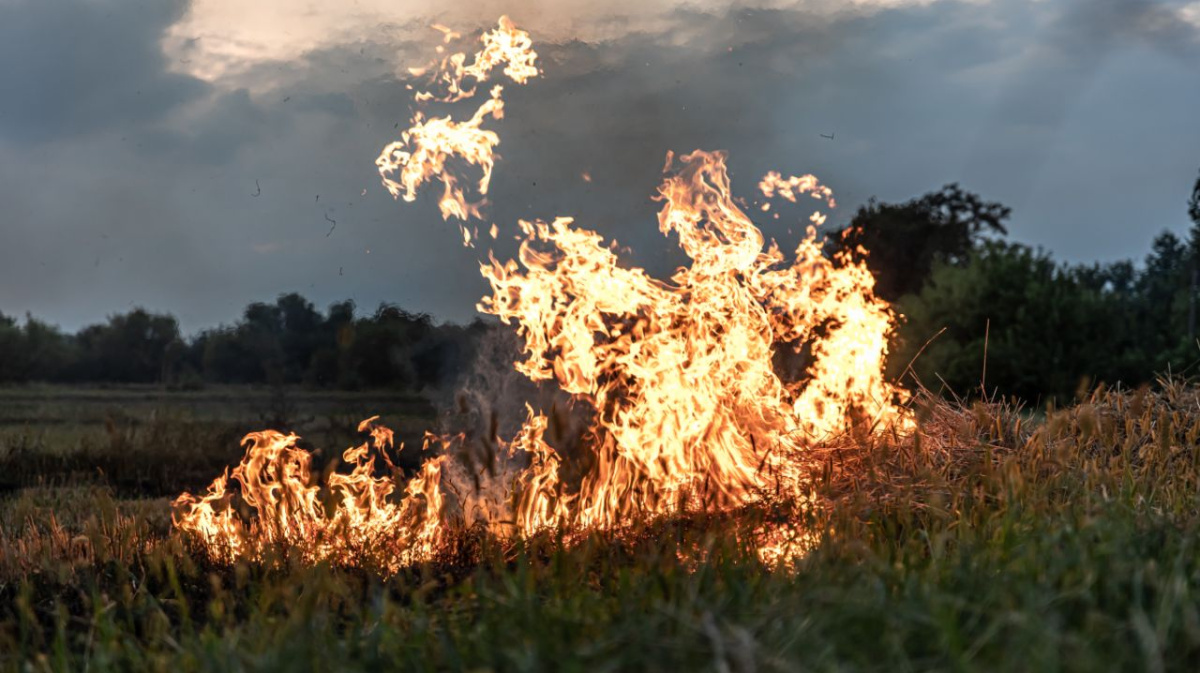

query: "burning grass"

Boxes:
[5, 383, 1200, 670]
[173, 17, 917, 571]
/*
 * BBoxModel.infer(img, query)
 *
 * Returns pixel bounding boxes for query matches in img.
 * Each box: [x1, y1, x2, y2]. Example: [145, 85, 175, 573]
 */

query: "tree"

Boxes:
[22, 316, 74, 382]
[1136, 231, 1191, 367]
[0, 312, 73, 382]
[273, 293, 324, 384]
[200, 328, 263, 384]
[1184, 170, 1200, 342]
[0, 313, 22, 381]
[893, 242, 1137, 402]
[0, 295, 496, 390]
[834, 184, 1010, 301]
[317, 299, 357, 387]
[73, 309, 181, 383]
[344, 304, 434, 389]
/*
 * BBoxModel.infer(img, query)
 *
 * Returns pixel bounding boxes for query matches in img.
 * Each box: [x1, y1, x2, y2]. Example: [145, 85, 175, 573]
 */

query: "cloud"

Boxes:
[0, 0, 207, 144]
[1186, 2, 1200, 27]
[961, 0, 1200, 223]
[0, 0, 1196, 333]
[163, 0, 991, 91]
[137, 88, 277, 165]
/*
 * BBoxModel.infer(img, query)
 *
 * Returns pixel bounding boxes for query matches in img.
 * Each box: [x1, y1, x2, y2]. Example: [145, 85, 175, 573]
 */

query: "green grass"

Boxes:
[4, 383, 1200, 671]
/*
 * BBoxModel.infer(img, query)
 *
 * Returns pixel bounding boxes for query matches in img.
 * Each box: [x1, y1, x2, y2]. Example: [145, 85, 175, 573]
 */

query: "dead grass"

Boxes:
[3, 382, 1200, 670]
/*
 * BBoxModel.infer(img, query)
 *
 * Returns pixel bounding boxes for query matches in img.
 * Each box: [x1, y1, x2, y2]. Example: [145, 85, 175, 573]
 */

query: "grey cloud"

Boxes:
[1061, 0, 1200, 61]
[974, 0, 1198, 130]
[0, 0, 206, 144]
[137, 88, 276, 165]
[0, 0, 1197, 333]
[961, 0, 1200, 258]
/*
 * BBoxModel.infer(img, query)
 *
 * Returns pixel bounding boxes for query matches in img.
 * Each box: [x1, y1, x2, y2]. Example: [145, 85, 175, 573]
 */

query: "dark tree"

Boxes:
[0, 312, 73, 382]
[345, 304, 434, 389]
[73, 309, 182, 383]
[834, 184, 1010, 301]
[274, 293, 324, 383]
[893, 242, 1136, 401]
[200, 328, 263, 384]
[305, 300, 355, 387]
[1137, 231, 1190, 364]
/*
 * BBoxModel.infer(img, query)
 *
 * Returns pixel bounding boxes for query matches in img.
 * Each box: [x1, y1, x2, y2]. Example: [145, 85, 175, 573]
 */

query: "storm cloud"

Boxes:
[0, 0, 1197, 332]
[0, 1, 204, 144]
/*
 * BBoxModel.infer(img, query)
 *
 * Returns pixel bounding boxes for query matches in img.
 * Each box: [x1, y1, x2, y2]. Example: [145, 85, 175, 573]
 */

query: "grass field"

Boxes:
[0, 385, 435, 500]
[4, 382, 1200, 671]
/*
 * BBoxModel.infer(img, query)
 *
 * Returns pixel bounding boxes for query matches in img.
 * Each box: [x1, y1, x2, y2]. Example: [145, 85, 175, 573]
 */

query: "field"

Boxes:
[4, 383, 1200, 671]
[0, 386, 437, 503]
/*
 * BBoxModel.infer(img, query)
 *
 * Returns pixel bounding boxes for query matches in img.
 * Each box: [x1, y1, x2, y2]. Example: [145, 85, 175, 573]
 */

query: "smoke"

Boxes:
[437, 323, 593, 450]
[426, 320, 596, 529]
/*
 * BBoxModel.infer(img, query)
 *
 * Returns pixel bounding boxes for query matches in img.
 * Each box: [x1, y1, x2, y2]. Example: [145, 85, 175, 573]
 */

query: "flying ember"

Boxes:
[173, 16, 910, 572]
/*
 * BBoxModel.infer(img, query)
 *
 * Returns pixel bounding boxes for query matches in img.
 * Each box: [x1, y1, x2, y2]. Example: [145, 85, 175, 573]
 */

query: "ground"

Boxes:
[3, 383, 1200, 671]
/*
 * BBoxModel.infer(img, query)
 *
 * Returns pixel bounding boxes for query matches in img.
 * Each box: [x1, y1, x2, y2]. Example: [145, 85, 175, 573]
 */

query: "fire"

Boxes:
[479, 149, 906, 531]
[172, 418, 447, 569]
[375, 16, 538, 226]
[174, 16, 910, 571]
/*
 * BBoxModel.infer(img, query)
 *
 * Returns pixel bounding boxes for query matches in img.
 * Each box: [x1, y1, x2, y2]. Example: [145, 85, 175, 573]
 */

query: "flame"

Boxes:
[479, 150, 906, 532]
[758, 171, 837, 209]
[172, 417, 447, 569]
[375, 16, 539, 223]
[175, 17, 910, 572]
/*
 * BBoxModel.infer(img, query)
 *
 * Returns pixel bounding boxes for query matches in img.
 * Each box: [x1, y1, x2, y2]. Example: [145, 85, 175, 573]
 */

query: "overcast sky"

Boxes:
[1, 0, 1198, 333]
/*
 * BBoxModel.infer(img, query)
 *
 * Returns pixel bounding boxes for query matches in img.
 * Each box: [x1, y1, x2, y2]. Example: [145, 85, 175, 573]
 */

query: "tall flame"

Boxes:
[479, 149, 906, 532]
[174, 16, 909, 571]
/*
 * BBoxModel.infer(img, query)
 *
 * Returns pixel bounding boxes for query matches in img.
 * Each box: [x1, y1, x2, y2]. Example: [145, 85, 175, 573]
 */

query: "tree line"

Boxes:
[842, 169, 1200, 402]
[0, 296, 488, 390]
[1, 169, 1198, 401]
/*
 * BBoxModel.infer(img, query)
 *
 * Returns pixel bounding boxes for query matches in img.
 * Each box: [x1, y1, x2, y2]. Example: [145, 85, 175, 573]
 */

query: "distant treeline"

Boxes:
[0, 296, 488, 390]
[2, 171, 1199, 402]
[845, 171, 1200, 402]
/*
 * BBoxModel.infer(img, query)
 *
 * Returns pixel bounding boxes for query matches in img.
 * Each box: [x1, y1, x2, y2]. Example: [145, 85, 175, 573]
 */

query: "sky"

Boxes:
[0, 0, 1198, 333]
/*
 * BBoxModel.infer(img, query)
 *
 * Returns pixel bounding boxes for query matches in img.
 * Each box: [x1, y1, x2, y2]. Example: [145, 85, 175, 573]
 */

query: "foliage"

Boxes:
[0, 315, 73, 383]
[71, 309, 181, 383]
[4, 171, 1200, 402]
[0, 295, 491, 392]
[1189, 169, 1200, 229]
[833, 183, 1010, 301]
[891, 231, 1200, 402]
[866, 174, 1200, 402]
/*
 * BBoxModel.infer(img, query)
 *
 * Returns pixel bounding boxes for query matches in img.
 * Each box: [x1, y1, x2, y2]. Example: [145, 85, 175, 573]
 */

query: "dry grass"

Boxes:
[3, 382, 1200, 670]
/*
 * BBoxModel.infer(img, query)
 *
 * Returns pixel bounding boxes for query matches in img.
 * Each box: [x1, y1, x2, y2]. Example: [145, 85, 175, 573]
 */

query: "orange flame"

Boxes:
[758, 171, 837, 209]
[172, 417, 446, 570]
[480, 150, 907, 532]
[375, 16, 539, 224]
[175, 17, 910, 571]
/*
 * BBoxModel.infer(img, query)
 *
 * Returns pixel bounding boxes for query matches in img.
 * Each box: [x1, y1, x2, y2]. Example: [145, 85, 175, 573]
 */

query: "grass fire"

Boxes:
[4, 4, 1200, 671]
[175, 18, 906, 572]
